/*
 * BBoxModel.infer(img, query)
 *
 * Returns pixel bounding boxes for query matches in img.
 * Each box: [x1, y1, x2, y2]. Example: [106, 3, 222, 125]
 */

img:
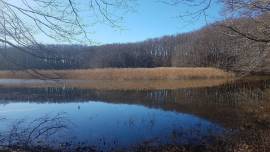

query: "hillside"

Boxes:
[0, 20, 269, 74]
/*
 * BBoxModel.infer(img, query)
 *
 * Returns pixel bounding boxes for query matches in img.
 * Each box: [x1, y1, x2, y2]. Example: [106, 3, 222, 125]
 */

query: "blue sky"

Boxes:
[11, 0, 222, 45]
[88, 0, 222, 44]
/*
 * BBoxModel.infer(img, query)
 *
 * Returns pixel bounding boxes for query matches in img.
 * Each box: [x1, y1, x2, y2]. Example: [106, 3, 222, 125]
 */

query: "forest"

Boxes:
[0, 16, 269, 74]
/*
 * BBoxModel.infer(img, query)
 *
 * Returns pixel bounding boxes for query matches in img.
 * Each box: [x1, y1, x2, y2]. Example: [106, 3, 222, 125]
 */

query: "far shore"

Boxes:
[0, 67, 234, 80]
[0, 67, 234, 90]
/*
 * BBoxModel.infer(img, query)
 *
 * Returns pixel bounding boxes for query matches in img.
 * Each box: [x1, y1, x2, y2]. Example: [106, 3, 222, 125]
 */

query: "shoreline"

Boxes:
[0, 79, 233, 90]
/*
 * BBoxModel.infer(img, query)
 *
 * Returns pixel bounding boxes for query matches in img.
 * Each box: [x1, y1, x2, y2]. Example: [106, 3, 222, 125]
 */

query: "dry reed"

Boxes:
[0, 67, 234, 80]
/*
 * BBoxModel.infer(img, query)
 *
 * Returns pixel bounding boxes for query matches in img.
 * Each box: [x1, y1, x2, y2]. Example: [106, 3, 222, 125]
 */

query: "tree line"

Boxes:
[0, 15, 269, 73]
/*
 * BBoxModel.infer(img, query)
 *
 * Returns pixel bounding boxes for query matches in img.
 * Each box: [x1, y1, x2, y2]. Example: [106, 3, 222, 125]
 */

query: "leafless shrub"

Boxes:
[0, 113, 69, 151]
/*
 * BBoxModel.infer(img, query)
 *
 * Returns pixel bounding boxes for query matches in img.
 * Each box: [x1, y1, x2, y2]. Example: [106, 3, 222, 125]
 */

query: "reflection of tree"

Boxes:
[128, 116, 135, 128]
[0, 113, 69, 151]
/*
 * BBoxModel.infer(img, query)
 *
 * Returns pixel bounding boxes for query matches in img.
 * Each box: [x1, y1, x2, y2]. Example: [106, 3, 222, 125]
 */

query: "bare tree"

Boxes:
[161, 0, 269, 43]
[221, 0, 270, 42]
[217, 0, 270, 74]
[0, 0, 134, 60]
[162, 0, 270, 74]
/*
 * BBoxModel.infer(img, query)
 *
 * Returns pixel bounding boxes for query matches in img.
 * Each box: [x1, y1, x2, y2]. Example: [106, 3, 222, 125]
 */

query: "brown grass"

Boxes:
[0, 67, 234, 80]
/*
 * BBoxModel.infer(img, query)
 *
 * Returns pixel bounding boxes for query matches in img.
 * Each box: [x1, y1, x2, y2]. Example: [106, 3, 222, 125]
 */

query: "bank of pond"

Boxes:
[0, 75, 269, 152]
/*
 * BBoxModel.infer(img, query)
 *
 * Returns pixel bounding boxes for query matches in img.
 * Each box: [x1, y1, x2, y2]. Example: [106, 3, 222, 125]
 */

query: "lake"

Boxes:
[0, 77, 269, 151]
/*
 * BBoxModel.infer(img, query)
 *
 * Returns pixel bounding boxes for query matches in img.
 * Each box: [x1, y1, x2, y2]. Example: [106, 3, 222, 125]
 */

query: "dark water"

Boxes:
[0, 77, 269, 151]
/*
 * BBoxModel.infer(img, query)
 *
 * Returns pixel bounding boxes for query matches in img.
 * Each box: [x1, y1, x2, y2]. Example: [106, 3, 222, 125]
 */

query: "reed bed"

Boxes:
[0, 67, 234, 80]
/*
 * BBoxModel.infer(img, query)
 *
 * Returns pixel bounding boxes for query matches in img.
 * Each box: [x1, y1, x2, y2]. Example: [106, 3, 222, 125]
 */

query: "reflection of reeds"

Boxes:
[0, 67, 234, 80]
[0, 79, 233, 90]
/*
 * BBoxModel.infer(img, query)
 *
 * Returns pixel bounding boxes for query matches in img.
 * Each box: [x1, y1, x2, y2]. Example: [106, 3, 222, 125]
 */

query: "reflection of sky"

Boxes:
[0, 101, 224, 150]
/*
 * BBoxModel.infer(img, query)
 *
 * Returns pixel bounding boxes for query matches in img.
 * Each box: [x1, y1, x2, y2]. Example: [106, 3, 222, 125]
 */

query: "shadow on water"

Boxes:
[0, 77, 269, 151]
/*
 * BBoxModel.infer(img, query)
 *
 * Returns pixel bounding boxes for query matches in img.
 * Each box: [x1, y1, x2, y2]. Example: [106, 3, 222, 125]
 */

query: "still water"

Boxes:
[0, 77, 269, 151]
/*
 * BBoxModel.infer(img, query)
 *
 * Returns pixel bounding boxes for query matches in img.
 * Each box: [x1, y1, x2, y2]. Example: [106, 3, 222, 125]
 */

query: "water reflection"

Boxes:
[0, 102, 223, 151]
[0, 77, 269, 151]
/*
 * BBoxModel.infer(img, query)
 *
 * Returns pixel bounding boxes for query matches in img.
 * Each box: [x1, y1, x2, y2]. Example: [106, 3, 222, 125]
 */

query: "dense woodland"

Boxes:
[0, 17, 269, 73]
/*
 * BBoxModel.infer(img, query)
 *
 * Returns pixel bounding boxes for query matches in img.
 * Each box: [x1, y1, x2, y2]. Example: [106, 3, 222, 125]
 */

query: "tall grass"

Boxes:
[0, 67, 234, 80]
